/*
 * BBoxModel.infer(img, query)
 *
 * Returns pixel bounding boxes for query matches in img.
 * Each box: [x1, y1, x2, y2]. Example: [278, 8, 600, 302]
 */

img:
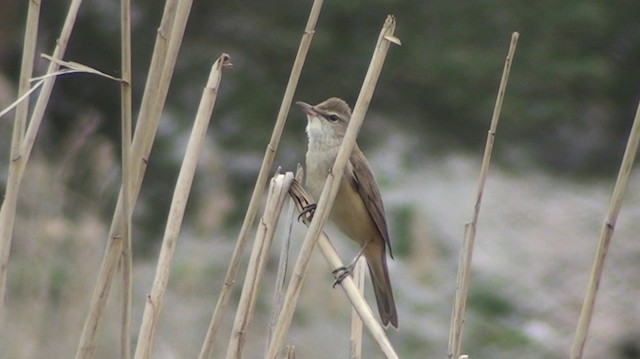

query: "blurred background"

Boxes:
[1, 0, 639, 358]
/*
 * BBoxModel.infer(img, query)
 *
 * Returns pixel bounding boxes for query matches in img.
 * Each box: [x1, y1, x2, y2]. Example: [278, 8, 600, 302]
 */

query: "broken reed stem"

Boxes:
[268, 166, 304, 347]
[75, 0, 191, 357]
[350, 257, 367, 359]
[570, 101, 640, 359]
[265, 15, 399, 359]
[0, 0, 78, 326]
[225, 172, 295, 359]
[197, 2, 324, 357]
[288, 181, 398, 358]
[133, 54, 230, 359]
[268, 196, 294, 345]
[448, 32, 519, 359]
[120, 0, 133, 357]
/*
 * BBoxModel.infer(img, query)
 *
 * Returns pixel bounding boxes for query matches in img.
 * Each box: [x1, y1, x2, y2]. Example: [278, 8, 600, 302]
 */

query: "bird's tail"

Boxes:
[365, 244, 398, 329]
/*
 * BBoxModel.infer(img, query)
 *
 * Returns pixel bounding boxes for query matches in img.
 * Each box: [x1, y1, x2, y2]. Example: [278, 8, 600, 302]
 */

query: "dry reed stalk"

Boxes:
[75, 0, 191, 357]
[350, 257, 366, 359]
[285, 345, 296, 359]
[19, 56, 132, 358]
[39, 56, 122, 80]
[268, 166, 304, 347]
[119, 0, 133, 357]
[0, 82, 42, 119]
[197, 2, 325, 357]
[0, 0, 80, 326]
[225, 172, 295, 359]
[10, 0, 40, 147]
[288, 180, 398, 358]
[133, 54, 231, 359]
[265, 15, 399, 359]
[570, 102, 640, 359]
[447, 32, 519, 359]
[0, 60, 109, 118]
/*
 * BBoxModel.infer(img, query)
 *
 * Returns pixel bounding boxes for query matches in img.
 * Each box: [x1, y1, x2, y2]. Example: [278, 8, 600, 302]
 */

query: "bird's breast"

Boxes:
[305, 146, 338, 201]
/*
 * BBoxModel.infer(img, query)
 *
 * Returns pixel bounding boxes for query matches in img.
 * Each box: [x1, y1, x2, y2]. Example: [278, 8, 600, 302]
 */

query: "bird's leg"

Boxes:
[297, 203, 317, 222]
[332, 240, 370, 288]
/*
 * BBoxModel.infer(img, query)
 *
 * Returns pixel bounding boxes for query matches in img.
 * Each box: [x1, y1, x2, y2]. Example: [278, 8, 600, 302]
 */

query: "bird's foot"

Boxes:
[297, 203, 316, 222]
[332, 262, 356, 288]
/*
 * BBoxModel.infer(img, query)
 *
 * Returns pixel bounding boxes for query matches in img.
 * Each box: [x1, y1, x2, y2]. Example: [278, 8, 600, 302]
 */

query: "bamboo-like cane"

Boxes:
[75, 0, 192, 357]
[225, 172, 295, 359]
[266, 17, 399, 359]
[447, 32, 519, 359]
[288, 181, 398, 358]
[570, 102, 640, 359]
[119, 0, 133, 357]
[0, 0, 78, 326]
[197, 2, 324, 358]
[350, 257, 367, 359]
[132, 54, 230, 359]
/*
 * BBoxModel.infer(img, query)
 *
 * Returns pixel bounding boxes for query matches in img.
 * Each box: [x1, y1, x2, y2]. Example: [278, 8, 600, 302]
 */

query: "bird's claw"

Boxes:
[332, 263, 355, 288]
[297, 203, 317, 222]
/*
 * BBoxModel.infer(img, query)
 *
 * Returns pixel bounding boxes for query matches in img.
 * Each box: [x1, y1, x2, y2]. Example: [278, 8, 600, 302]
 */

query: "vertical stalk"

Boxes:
[0, 0, 80, 326]
[570, 101, 640, 359]
[350, 257, 366, 359]
[267, 167, 302, 347]
[133, 54, 230, 359]
[447, 32, 519, 359]
[75, 0, 191, 356]
[197, 1, 325, 357]
[225, 173, 294, 359]
[119, 0, 133, 357]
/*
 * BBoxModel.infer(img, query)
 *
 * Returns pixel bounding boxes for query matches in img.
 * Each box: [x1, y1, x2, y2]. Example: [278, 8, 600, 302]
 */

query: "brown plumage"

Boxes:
[297, 97, 398, 329]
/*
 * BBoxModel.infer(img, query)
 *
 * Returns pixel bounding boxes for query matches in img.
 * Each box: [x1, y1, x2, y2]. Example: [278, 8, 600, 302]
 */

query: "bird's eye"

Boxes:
[328, 114, 339, 122]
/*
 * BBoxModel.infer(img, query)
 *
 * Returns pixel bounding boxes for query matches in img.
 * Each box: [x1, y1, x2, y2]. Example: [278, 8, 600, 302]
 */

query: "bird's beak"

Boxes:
[295, 101, 317, 116]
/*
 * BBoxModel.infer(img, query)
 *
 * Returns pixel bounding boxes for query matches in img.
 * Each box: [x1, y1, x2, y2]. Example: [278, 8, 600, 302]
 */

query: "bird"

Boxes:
[296, 97, 398, 329]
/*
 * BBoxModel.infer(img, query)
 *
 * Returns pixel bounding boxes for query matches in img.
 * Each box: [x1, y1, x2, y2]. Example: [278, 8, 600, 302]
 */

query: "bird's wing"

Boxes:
[349, 147, 393, 258]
